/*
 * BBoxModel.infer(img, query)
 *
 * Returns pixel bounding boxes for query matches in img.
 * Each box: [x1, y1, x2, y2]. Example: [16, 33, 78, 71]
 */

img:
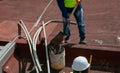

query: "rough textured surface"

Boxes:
[0, 0, 120, 47]
[0, 0, 120, 73]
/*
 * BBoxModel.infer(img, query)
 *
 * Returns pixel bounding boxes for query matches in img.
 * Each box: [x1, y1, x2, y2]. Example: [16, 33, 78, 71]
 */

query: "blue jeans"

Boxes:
[63, 8, 85, 40]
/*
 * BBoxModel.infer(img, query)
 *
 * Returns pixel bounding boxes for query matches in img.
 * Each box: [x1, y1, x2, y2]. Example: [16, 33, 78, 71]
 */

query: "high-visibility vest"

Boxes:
[64, 0, 77, 8]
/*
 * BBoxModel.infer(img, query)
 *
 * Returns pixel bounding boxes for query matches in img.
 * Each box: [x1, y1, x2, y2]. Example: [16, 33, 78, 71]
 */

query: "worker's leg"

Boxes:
[74, 7, 86, 44]
[63, 17, 71, 37]
[62, 16, 71, 43]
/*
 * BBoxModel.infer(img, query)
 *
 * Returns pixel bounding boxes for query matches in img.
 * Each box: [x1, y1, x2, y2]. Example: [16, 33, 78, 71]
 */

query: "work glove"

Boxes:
[66, 18, 71, 24]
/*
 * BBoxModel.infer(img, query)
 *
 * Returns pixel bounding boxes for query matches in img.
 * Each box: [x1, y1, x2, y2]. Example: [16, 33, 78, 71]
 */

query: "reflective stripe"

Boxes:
[64, 0, 76, 8]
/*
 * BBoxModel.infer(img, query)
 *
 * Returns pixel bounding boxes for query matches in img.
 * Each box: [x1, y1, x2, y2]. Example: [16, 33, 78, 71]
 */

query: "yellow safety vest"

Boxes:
[64, 0, 77, 8]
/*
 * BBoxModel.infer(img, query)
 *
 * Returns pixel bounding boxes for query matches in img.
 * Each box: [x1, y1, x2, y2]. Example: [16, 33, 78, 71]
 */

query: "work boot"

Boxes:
[64, 36, 70, 43]
[79, 39, 86, 44]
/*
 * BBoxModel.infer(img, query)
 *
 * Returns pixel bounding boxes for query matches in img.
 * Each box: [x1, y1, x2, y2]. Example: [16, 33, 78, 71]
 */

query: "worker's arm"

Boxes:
[65, 0, 82, 23]
[57, 0, 69, 19]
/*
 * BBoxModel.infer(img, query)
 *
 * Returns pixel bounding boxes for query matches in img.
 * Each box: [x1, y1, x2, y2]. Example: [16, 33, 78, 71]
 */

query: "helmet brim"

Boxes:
[72, 63, 90, 71]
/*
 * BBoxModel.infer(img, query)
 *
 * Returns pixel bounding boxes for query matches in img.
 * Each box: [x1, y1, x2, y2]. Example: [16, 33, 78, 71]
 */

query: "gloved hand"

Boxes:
[66, 18, 71, 24]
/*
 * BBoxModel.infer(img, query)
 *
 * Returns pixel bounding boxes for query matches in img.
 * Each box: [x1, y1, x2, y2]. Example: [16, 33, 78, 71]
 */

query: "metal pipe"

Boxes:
[10, 35, 20, 43]
[17, 23, 22, 39]
[88, 55, 93, 73]
[33, 19, 76, 73]
[21, 19, 76, 39]
[15, 19, 77, 73]
[19, 20, 43, 72]
[42, 19, 76, 25]
[18, 21, 39, 73]
[29, 0, 53, 34]
[42, 21, 51, 73]
[18, 20, 40, 73]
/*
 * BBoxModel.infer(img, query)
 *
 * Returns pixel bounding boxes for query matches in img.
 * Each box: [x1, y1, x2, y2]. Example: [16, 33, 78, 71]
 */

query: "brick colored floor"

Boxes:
[0, 0, 120, 48]
[0, 0, 120, 73]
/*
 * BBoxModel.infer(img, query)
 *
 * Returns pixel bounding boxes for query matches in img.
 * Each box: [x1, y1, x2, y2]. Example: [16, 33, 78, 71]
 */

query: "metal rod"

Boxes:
[15, 19, 78, 72]
[18, 21, 39, 73]
[29, 0, 53, 34]
[18, 20, 40, 73]
[17, 23, 22, 39]
[42, 21, 51, 73]
[20, 19, 76, 39]
[88, 55, 93, 73]
[19, 20, 43, 72]
[10, 35, 20, 43]
[69, 3, 79, 19]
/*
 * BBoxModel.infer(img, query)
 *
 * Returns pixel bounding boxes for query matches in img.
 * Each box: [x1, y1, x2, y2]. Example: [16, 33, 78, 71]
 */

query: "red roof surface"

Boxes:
[0, 0, 120, 73]
[0, 0, 120, 49]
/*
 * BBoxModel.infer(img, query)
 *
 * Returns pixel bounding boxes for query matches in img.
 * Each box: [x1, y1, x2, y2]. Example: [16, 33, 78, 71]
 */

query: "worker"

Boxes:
[71, 56, 90, 73]
[57, 0, 86, 44]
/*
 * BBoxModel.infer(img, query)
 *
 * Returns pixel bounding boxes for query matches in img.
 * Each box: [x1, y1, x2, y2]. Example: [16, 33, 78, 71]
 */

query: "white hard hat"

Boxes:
[72, 56, 90, 71]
